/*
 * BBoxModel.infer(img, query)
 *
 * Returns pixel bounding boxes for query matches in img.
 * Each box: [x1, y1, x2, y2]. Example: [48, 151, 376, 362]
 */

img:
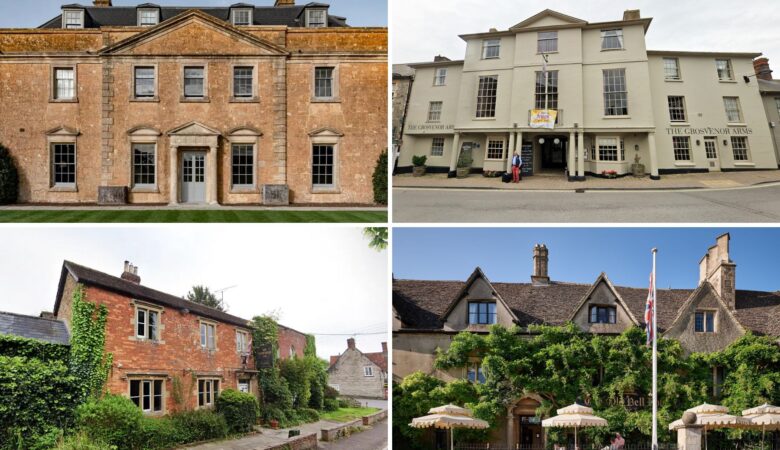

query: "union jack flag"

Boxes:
[645, 273, 655, 346]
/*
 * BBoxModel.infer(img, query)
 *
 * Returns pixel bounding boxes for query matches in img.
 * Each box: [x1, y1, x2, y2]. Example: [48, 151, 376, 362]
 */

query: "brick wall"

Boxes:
[278, 325, 307, 360]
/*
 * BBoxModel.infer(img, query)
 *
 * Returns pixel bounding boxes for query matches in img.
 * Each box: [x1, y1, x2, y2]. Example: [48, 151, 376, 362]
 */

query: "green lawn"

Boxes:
[319, 407, 380, 423]
[0, 210, 387, 223]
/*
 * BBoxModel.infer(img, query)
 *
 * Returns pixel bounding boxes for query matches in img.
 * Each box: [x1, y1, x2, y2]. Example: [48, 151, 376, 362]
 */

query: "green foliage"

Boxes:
[363, 227, 388, 251]
[186, 285, 225, 311]
[295, 407, 320, 423]
[136, 416, 180, 450]
[323, 398, 340, 411]
[55, 432, 116, 450]
[0, 333, 70, 362]
[0, 143, 19, 204]
[69, 285, 113, 402]
[372, 150, 388, 205]
[457, 151, 473, 168]
[216, 388, 259, 433]
[412, 155, 427, 167]
[75, 394, 142, 450]
[281, 357, 313, 408]
[167, 409, 229, 443]
[0, 356, 78, 450]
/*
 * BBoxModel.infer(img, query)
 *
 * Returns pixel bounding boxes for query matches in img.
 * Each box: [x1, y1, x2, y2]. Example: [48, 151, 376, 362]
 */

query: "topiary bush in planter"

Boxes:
[216, 388, 259, 433]
[412, 155, 427, 177]
[0, 143, 19, 204]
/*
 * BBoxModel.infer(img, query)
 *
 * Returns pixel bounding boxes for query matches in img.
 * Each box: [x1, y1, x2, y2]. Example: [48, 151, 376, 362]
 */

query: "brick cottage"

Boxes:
[0, 0, 387, 206]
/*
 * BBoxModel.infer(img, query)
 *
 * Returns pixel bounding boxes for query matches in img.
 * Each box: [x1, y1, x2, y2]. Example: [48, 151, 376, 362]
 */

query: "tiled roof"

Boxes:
[364, 351, 387, 372]
[40, 3, 347, 29]
[0, 311, 70, 345]
[56, 260, 252, 329]
[393, 275, 780, 336]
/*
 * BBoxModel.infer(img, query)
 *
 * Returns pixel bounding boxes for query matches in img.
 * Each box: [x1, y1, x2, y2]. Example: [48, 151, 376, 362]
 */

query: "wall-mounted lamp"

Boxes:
[723, 139, 729, 146]
[634, 144, 639, 151]
[553, 138, 561, 145]
[539, 138, 545, 144]
[574, 122, 579, 129]
[696, 139, 701, 146]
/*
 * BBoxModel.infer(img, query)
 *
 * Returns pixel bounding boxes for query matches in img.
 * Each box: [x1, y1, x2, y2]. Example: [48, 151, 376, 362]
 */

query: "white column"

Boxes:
[169, 146, 178, 205]
[568, 131, 576, 180]
[506, 132, 516, 172]
[448, 132, 461, 177]
[648, 132, 660, 179]
[208, 145, 218, 204]
[577, 130, 585, 178]
[506, 409, 516, 449]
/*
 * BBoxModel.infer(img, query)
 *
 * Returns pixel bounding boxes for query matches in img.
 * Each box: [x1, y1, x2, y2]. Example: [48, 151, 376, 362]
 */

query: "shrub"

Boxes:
[0, 356, 77, 449]
[372, 151, 388, 205]
[338, 397, 361, 408]
[457, 151, 473, 168]
[412, 155, 427, 167]
[75, 394, 141, 450]
[216, 389, 259, 433]
[55, 432, 116, 450]
[323, 398, 340, 412]
[0, 143, 18, 205]
[324, 384, 340, 400]
[296, 407, 320, 423]
[169, 409, 229, 443]
[0, 334, 70, 362]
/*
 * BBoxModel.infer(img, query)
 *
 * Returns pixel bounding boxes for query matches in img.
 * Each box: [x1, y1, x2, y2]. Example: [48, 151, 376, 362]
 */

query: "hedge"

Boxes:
[216, 388, 259, 433]
[75, 394, 142, 450]
[372, 151, 388, 205]
[0, 333, 70, 362]
[0, 143, 18, 205]
[0, 356, 78, 450]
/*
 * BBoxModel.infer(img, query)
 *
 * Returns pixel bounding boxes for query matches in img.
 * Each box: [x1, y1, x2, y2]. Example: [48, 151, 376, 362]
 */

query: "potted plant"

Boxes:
[270, 419, 279, 429]
[412, 155, 427, 177]
[601, 169, 618, 179]
[456, 152, 473, 178]
[631, 153, 646, 177]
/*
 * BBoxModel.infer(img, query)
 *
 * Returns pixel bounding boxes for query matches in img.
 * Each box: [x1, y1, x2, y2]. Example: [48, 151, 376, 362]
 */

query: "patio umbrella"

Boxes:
[409, 404, 489, 450]
[542, 403, 608, 450]
[743, 403, 780, 450]
[669, 403, 752, 450]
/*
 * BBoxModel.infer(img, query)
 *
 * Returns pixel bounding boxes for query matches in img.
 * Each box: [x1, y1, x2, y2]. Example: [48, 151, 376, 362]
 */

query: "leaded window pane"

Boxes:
[705, 312, 715, 333]
[231, 144, 254, 187]
[312, 144, 334, 186]
[601, 29, 624, 50]
[184, 67, 204, 97]
[52, 143, 76, 186]
[673, 136, 691, 161]
[476, 76, 498, 118]
[603, 69, 628, 116]
[132, 144, 155, 186]
[668, 96, 686, 122]
[233, 67, 253, 97]
[134, 67, 155, 97]
[314, 67, 334, 98]
[55, 68, 75, 100]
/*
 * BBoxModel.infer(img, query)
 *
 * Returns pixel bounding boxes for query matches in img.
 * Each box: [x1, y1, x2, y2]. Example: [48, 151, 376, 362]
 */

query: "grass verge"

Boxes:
[0, 210, 387, 223]
[319, 407, 380, 423]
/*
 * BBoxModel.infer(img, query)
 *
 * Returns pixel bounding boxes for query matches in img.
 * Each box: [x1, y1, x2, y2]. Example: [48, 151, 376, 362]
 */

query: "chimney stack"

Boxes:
[347, 337, 356, 350]
[274, 0, 295, 6]
[121, 260, 141, 284]
[93, 0, 112, 7]
[698, 234, 736, 310]
[754, 58, 773, 81]
[433, 55, 451, 62]
[531, 244, 550, 286]
[381, 342, 387, 353]
[623, 9, 640, 21]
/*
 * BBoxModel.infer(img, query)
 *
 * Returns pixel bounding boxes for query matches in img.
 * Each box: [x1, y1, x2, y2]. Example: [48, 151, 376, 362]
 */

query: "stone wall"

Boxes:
[265, 433, 318, 450]
[328, 347, 385, 398]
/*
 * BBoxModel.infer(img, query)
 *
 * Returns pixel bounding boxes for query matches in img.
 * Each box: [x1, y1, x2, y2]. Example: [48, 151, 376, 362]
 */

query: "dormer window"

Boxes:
[137, 9, 159, 27]
[589, 305, 616, 324]
[468, 301, 496, 325]
[306, 9, 327, 28]
[62, 9, 84, 29]
[232, 8, 253, 26]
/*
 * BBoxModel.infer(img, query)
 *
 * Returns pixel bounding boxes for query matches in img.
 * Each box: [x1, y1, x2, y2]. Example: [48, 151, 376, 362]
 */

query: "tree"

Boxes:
[0, 143, 19, 205]
[185, 285, 224, 311]
[372, 150, 388, 205]
[364, 227, 388, 251]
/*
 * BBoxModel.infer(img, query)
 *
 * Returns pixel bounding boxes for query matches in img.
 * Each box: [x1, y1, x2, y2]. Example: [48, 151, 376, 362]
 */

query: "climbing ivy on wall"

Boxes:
[0, 333, 70, 362]
[69, 284, 113, 403]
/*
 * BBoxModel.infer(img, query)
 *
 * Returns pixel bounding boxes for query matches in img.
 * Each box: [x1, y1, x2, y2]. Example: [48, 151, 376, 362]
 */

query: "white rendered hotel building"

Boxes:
[395, 9, 779, 180]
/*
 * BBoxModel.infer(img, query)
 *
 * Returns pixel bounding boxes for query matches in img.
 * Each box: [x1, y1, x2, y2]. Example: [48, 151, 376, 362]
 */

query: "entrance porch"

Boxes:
[167, 122, 221, 205]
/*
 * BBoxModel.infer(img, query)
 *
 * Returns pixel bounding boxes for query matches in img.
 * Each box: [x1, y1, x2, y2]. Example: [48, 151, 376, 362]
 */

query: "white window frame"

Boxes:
[236, 330, 250, 354]
[730, 136, 751, 162]
[197, 378, 220, 409]
[485, 138, 505, 160]
[312, 66, 339, 102]
[597, 137, 621, 162]
[672, 136, 692, 162]
[131, 143, 157, 190]
[62, 9, 84, 29]
[230, 143, 255, 190]
[231, 8, 253, 26]
[363, 366, 374, 377]
[137, 8, 159, 27]
[603, 68, 628, 116]
[129, 378, 164, 414]
[475, 75, 498, 118]
[50, 142, 77, 189]
[716, 59, 734, 81]
[775, 97, 780, 118]
[537, 31, 558, 53]
[231, 65, 256, 100]
[134, 304, 161, 341]
[433, 67, 447, 86]
[305, 9, 327, 28]
[132, 64, 158, 101]
[723, 97, 743, 123]
[601, 29, 624, 50]
[430, 137, 445, 157]
[667, 96, 687, 123]
[482, 39, 500, 59]
[199, 320, 217, 350]
[427, 101, 442, 122]
[663, 57, 681, 81]
[181, 64, 209, 101]
[51, 66, 77, 102]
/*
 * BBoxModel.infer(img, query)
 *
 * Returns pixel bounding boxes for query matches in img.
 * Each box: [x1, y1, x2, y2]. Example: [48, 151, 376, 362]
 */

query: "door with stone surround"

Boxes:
[181, 151, 206, 203]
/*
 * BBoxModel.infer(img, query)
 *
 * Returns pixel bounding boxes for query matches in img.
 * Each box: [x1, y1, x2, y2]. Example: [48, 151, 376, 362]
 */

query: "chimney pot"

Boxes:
[347, 337, 356, 349]
[531, 244, 550, 285]
[623, 9, 640, 21]
[754, 58, 773, 81]
[93, 0, 112, 7]
[121, 261, 141, 284]
[274, 0, 295, 6]
[433, 55, 450, 62]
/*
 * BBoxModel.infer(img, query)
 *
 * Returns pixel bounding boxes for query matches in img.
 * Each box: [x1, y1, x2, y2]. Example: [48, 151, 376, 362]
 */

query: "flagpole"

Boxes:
[652, 248, 658, 450]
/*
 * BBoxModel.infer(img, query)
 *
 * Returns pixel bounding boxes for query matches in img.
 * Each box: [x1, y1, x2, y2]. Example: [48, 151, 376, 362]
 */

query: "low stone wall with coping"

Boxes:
[265, 433, 318, 450]
[362, 409, 388, 425]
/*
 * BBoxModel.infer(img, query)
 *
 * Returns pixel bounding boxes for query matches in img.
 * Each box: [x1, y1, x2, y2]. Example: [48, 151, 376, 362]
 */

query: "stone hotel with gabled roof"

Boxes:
[393, 233, 780, 448]
[0, 0, 386, 205]
[395, 9, 779, 180]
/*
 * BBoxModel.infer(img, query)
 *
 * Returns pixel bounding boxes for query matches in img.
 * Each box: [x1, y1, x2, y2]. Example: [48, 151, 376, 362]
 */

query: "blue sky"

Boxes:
[393, 228, 780, 292]
[0, 0, 386, 28]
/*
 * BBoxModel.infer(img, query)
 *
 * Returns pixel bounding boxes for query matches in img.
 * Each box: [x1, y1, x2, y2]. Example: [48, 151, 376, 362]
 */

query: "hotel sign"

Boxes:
[583, 393, 652, 412]
[406, 124, 455, 131]
[666, 127, 753, 135]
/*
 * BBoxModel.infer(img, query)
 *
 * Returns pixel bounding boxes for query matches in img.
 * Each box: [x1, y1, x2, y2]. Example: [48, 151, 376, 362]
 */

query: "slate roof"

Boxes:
[39, 3, 348, 29]
[56, 260, 252, 329]
[392, 64, 414, 78]
[393, 275, 780, 336]
[0, 311, 70, 345]
[758, 79, 780, 93]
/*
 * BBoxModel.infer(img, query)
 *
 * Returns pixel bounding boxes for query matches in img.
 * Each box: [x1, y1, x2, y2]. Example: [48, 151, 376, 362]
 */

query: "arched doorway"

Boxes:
[512, 396, 544, 450]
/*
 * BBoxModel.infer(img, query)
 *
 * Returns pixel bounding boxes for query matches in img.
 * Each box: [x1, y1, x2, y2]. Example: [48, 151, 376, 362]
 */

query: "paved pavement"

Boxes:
[393, 183, 780, 223]
[320, 419, 387, 450]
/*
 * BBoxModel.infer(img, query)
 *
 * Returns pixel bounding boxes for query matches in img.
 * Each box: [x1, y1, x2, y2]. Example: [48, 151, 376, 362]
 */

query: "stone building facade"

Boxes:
[328, 338, 387, 399]
[395, 9, 778, 179]
[393, 234, 780, 448]
[0, 0, 387, 205]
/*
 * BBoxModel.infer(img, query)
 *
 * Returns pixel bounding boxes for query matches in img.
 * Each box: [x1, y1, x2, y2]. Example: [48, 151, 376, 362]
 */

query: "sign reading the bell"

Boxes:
[583, 393, 650, 411]
[530, 109, 557, 129]
[257, 342, 274, 369]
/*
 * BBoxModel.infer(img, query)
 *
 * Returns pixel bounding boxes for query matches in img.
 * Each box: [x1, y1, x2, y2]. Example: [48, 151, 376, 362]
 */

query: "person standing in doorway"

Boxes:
[511, 151, 522, 183]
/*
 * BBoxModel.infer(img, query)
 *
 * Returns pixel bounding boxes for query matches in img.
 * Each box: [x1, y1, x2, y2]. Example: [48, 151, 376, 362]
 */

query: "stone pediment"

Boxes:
[127, 125, 162, 137]
[308, 127, 344, 137]
[45, 125, 80, 136]
[510, 9, 587, 30]
[100, 9, 288, 57]
[167, 121, 221, 137]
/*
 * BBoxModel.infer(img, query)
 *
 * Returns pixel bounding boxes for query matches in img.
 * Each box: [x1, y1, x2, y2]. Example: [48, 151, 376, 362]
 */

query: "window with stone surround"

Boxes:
[132, 143, 156, 188]
[183, 66, 205, 98]
[314, 67, 335, 99]
[236, 330, 250, 354]
[200, 320, 217, 350]
[467, 362, 486, 384]
[730, 136, 750, 161]
[51, 143, 76, 188]
[695, 310, 716, 333]
[233, 67, 254, 98]
[53, 67, 75, 101]
[306, 9, 327, 28]
[62, 9, 84, 29]
[134, 66, 156, 98]
[130, 379, 164, 413]
[197, 379, 220, 408]
[363, 366, 374, 377]
[137, 9, 159, 26]
[468, 301, 496, 325]
[135, 304, 161, 341]
[231, 8, 252, 26]
[231, 144, 254, 188]
[312, 145, 334, 187]
[589, 305, 616, 324]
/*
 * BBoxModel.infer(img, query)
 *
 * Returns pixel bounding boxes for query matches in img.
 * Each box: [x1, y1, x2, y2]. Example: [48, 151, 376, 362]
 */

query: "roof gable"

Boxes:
[568, 273, 640, 330]
[440, 267, 519, 327]
[510, 9, 587, 30]
[100, 9, 288, 56]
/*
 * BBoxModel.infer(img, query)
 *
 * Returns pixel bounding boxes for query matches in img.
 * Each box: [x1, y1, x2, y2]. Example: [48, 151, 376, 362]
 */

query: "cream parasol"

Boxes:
[669, 403, 752, 450]
[542, 403, 608, 450]
[410, 404, 489, 450]
[743, 403, 780, 450]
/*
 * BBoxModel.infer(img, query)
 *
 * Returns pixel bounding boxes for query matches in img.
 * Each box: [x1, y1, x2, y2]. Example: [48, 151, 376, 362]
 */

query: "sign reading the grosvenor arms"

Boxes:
[257, 342, 274, 369]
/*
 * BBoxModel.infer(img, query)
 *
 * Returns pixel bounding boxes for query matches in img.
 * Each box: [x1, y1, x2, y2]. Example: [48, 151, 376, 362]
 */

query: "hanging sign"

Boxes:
[529, 109, 557, 129]
[257, 342, 274, 369]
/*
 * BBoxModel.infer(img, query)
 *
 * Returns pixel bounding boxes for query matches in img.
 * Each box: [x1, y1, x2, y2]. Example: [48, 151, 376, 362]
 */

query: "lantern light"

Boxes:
[554, 138, 560, 145]
[539, 138, 545, 144]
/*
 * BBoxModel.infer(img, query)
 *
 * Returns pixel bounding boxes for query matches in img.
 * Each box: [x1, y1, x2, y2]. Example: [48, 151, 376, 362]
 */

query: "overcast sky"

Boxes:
[0, 226, 388, 361]
[0, 0, 387, 28]
[392, 0, 780, 69]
